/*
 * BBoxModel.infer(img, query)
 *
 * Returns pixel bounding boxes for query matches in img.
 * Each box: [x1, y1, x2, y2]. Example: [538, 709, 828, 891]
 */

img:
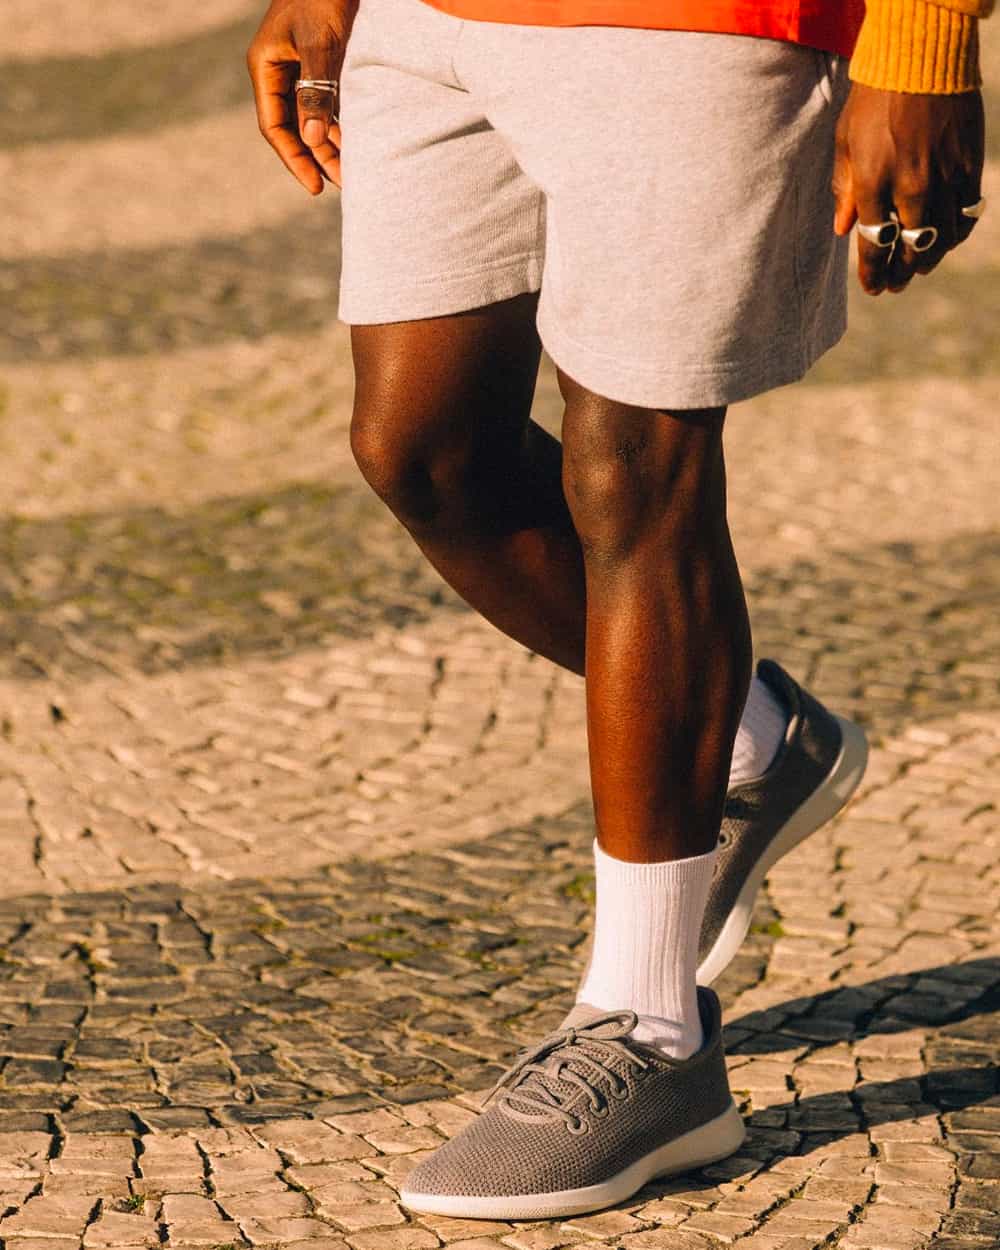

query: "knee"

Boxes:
[349, 402, 404, 500]
[350, 401, 471, 533]
[562, 450, 648, 560]
[561, 400, 726, 561]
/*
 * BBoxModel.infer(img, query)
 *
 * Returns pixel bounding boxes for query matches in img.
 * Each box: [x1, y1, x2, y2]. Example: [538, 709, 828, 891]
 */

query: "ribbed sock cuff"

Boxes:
[730, 673, 787, 786]
[577, 840, 717, 1058]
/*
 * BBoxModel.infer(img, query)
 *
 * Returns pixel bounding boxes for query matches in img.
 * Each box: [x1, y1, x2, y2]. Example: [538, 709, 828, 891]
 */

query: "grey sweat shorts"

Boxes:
[336, 0, 851, 408]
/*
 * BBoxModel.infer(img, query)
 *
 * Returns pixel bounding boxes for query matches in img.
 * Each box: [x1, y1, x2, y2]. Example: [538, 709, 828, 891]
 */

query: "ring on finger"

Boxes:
[857, 220, 900, 248]
[899, 224, 939, 253]
[296, 78, 339, 94]
[961, 196, 987, 220]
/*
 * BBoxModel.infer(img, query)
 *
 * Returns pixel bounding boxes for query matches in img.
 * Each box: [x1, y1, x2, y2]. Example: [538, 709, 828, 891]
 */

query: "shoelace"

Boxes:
[486, 1010, 651, 1130]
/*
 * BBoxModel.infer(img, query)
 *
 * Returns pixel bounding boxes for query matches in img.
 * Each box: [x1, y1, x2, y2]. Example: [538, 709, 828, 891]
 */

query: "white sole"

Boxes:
[400, 1099, 746, 1221]
[696, 714, 869, 987]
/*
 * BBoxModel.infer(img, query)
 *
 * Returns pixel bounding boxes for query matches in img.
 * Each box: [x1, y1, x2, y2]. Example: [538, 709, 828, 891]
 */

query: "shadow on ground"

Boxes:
[0, 484, 455, 681]
[2, 490, 998, 739]
[0, 17, 259, 149]
[1, 805, 997, 1136]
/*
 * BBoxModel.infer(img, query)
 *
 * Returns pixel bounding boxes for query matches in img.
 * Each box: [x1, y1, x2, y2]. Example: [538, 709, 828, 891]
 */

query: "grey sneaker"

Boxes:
[697, 659, 869, 985]
[400, 987, 745, 1221]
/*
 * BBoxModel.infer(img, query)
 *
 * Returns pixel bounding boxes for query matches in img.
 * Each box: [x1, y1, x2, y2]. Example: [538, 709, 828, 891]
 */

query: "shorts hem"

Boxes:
[338, 253, 544, 325]
[536, 302, 848, 409]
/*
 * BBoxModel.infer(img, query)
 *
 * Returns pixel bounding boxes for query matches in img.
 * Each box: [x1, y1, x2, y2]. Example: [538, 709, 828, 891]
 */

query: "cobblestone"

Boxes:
[1, 5, 999, 1249]
[0, 804, 998, 1245]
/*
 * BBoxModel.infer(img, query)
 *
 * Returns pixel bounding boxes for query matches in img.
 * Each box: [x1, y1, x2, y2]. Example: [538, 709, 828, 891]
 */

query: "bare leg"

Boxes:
[350, 294, 587, 672]
[559, 373, 753, 862]
[351, 298, 752, 854]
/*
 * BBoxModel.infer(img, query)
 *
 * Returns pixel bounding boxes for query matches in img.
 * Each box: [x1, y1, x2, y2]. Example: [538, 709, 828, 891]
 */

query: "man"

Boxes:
[248, 0, 989, 1220]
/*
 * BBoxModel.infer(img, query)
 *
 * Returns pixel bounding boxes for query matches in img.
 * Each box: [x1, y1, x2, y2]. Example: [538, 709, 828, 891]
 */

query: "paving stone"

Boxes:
[82, 1210, 160, 1246]
[840, 1229, 934, 1250]
[0, 1133, 52, 1164]
[0, 25, 999, 1250]
[361, 1128, 445, 1156]
[416, 1218, 513, 1241]
[559, 1210, 646, 1239]
[4, 1242, 85, 1250]
[860, 1205, 941, 1234]
[321, 1201, 408, 1232]
[239, 1216, 342, 1244]
[940, 1210, 1000, 1239]
[166, 1221, 249, 1247]
[347, 1230, 442, 1250]
[680, 1210, 757, 1241]
[359, 1153, 436, 1187]
[957, 1151, 1000, 1179]
[874, 1163, 956, 1187]
[441, 1242, 514, 1250]
[874, 1185, 953, 1213]
[0, 1194, 97, 1238]
[628, 1196, 692, 1224]
[276, 1242, 351, 1250]
[615, 1231, 715, 1249]
[225, 1192, 312, 1220]
[500, 1229, 578, 1250]
[41, 1175, 131, 1200]
[160, 1194, 220, 1222]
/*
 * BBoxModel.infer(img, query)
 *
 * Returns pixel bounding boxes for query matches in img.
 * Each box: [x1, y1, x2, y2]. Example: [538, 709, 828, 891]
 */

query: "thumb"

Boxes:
[296, 41, 340, 148]
[832, 135, 857, 237]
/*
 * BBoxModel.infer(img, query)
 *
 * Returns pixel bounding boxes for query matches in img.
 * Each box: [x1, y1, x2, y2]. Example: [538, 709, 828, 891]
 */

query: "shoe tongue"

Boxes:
[559, 1002, 618, 1031]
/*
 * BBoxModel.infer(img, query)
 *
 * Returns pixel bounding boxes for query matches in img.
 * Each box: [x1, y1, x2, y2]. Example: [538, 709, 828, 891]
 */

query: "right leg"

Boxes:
[349, 293, 589, 674]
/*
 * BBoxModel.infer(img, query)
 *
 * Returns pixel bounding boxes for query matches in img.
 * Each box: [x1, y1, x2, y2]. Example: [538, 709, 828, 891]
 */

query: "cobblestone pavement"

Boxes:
[1, 6, 999, 1249]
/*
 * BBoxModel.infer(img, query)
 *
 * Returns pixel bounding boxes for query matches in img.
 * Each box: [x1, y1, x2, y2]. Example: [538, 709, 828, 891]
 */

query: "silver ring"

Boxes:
[961, 196, 987, 220]
[857, 220, 900, 248]
[295, 78, 339, 94]
[899, 224, 939, 253]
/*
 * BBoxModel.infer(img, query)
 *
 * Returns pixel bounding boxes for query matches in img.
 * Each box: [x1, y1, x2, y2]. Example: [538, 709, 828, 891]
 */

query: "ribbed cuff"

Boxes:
[849, 0, 982, 93]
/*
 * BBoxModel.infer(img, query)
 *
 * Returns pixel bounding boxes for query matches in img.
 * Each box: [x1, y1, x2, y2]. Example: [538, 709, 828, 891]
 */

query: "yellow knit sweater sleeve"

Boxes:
[850, 0, 994, 92]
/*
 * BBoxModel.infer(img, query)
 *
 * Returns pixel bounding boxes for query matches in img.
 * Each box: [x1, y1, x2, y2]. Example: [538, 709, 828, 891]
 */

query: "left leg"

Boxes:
[559, 380, 751, 864]
[401, 374, 754, 1223]
[560, 377, 751, 1061]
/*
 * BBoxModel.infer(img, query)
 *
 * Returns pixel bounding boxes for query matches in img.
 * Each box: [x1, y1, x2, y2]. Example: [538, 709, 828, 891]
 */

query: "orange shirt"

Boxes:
[417, 0, 868, 58]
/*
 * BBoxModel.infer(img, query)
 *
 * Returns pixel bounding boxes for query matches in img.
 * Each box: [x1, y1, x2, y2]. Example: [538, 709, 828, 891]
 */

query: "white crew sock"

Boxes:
[576, 839, 718, 1059]
[729, 673, 787, 787]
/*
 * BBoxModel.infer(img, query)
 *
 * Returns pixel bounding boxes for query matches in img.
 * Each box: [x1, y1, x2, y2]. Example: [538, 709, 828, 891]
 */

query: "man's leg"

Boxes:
[559, 375, 751, 1058]
[399, 371, 753, 1220]
[350, 298, 859, 1006]
[355, 307, 746, 849]
[558, 378, 751, 861]
[351, 298, 780, 786]
[350, 292, 588, 675]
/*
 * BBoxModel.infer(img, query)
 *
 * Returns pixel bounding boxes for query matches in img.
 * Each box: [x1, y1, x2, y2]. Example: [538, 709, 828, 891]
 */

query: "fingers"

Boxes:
[832, 117, 859, 237]
[854, 183, 896, 296]
[954, 172, 983, 245]
[247, 17, 346, 196]
[296, 66, 342, 186]
[839, 85, 986, 298]
[886, 162, 933, 291]
[307, 120, 343, 189]
[951, 92, 985, 246]
[885, 91, 985, 290]
[248, 46, 326, 195]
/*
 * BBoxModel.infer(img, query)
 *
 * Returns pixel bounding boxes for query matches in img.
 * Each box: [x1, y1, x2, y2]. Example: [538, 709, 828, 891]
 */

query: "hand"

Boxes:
[833, 83, 985, 295]
[247, 0, 359, 194]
